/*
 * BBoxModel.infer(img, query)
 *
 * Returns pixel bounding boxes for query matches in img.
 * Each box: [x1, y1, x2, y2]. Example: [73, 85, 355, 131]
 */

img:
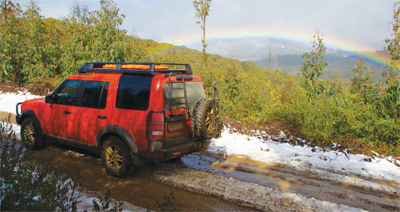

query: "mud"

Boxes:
[31, 143, 255, 211]
[6, 114, 400, 211]
[181, 151, 400, 211]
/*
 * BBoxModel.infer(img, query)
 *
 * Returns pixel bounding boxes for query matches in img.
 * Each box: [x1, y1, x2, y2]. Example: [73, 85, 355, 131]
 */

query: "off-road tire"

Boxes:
[192, 97, 222, 140]
[191, 97, 208, 139]
[101, 136, 132, 178]
[20, 117, 45, 150]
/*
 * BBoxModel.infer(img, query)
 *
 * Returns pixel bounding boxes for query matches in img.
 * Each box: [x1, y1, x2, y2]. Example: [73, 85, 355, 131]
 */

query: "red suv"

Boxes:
[16, 62, 222, 177]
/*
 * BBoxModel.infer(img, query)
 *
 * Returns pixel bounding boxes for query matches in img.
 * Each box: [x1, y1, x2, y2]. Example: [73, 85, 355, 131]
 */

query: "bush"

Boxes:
[0, 119, 125, 211]
[0, 120, 82, 211]
[269, 77, 399, 157]
[91, 188, 123, 212]
[147, 191, 178, 212]
[24, 78, 56, 96]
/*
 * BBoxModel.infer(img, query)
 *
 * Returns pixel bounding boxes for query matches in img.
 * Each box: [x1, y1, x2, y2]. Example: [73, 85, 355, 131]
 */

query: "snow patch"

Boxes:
[209, 129, 400, 185]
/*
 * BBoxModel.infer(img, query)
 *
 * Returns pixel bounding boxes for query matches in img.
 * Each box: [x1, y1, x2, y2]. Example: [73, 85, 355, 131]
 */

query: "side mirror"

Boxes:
[45, 93, 58, 103]
[45, 95, 53, 103]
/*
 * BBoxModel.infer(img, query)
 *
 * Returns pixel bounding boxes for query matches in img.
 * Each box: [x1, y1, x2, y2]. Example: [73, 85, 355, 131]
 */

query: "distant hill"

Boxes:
[250, 51, 389, 80]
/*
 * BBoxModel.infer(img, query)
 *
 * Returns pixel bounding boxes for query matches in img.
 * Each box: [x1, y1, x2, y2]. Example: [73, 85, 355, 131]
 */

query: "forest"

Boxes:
[0, 0, 399, 157]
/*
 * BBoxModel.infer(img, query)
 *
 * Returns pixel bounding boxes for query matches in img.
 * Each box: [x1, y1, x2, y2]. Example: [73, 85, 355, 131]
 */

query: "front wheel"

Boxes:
[20, 117, 45, 150]
[101, 136, 132, 177]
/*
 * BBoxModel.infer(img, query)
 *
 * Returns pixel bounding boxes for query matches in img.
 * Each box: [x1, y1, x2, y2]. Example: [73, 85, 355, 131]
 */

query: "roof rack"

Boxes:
[77, 62, 193, 75]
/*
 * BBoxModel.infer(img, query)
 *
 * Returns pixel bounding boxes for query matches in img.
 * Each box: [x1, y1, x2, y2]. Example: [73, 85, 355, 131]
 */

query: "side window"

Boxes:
[81, 81, 109, 109]
[116, 75, 152, 111]
[55, 80, 82, 105]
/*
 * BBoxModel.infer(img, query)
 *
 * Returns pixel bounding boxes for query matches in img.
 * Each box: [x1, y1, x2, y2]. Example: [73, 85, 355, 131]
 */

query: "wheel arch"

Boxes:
[95, 125, 139, 153]
[19, 110, 44, 135]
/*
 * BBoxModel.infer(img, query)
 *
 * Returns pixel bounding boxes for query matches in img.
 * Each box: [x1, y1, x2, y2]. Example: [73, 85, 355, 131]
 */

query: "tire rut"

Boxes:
[31, 143, 256, 211]
[180, 151, 400, 211]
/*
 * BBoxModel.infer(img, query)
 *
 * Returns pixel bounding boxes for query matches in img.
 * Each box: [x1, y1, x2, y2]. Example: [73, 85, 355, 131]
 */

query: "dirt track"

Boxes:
[0, 111, 16, 124]
[31, 143, 399, 211]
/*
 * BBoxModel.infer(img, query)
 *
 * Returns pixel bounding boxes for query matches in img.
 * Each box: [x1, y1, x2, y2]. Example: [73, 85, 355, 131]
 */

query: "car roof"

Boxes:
[67, 72, 122, 81]
[78, 62, 193, 76]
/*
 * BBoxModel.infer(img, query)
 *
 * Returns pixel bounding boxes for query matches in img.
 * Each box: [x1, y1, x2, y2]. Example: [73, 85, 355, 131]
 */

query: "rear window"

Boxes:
[163, 81, 204, 113]
[116, 75, 152, 111]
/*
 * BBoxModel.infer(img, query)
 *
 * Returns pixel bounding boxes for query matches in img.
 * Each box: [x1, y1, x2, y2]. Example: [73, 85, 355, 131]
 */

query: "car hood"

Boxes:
[22, 97, 46, 107]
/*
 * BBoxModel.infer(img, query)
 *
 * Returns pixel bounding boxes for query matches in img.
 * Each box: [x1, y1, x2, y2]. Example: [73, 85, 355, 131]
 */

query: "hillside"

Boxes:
[251, 51, 389, 80]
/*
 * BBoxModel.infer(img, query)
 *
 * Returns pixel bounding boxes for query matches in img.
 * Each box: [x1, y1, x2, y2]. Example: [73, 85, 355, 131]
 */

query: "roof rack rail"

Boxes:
[77, 62, 193, 75]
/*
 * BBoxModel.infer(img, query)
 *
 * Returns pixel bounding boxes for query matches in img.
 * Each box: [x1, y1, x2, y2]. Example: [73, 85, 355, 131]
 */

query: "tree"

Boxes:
[382, 1, 400, 138]
[193, 0, 211, 72]
[298, 32, 328, 102]
[385, 1, 400, 84]
[125, 35, 148, 63]
[21, 0, 50, 83]
[69, 0, 90, 24]
[268, 43, 277, 81]
[60, 0, 127, 77]
[350, 56, 374, 94]
[222, 57, 241, 116]
[91, 0, 126, 62]
[386, 2, 400, 63]
[0, 0, 24, 84]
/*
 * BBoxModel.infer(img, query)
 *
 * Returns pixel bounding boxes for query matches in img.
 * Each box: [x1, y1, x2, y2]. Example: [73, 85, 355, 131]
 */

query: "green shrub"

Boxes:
[0, 121, 82, 211]
[147, 191, 178, 212]
[0, 119, 125, 211]
[91, 188, 123, 212]
[268, 78, 399, 156]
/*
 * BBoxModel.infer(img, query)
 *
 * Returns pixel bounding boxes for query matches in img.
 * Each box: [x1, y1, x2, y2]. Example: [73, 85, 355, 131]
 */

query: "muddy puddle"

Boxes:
[180, 151, 400, 211]
[31, 143, 255, 211]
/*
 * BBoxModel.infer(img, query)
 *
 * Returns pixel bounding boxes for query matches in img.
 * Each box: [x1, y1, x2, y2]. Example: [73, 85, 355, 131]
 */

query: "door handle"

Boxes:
[64, 110, 71, 114]
[97, 115, 107, 119]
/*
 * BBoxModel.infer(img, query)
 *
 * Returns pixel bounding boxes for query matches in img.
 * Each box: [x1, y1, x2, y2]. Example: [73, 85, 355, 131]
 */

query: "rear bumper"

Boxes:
[153, 140, 211, 161]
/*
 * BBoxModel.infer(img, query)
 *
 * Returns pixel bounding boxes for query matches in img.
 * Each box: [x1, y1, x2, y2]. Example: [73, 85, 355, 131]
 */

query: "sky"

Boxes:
[15, 0, 396, 56]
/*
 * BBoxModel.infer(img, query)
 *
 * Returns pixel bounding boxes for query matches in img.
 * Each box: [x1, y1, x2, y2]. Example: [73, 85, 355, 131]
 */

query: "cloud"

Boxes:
[16, 0, 396, 51]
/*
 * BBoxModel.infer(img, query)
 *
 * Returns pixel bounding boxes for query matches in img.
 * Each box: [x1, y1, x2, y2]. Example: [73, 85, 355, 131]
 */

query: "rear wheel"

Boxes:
[20, 117, 45, 150]
[101, 136, 132, 177]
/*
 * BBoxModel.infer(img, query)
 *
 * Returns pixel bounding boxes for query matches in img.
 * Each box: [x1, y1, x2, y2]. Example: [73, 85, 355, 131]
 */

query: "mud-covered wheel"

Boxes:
[191, 98, 207, 139]
[101, 136, 132, 177]
[192, 97, 222, 140]
[20, 117, 45, 150]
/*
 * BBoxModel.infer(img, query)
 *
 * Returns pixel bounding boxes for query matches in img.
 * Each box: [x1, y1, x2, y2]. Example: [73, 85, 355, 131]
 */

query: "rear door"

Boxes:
[112, 75, 152, 151]
[163, 79, 205, 144]
[73, 81, 112, 145]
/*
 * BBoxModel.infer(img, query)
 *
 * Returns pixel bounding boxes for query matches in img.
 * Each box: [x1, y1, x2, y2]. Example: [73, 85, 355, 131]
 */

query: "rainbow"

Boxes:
[165, 27, 400, 77]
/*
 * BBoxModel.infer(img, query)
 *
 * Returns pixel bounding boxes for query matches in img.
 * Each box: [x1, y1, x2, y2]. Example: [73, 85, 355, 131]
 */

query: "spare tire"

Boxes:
[192, 97, 222, 140]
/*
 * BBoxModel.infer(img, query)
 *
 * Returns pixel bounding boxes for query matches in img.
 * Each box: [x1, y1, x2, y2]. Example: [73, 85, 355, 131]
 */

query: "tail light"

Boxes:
[147, 111, 165, 140]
